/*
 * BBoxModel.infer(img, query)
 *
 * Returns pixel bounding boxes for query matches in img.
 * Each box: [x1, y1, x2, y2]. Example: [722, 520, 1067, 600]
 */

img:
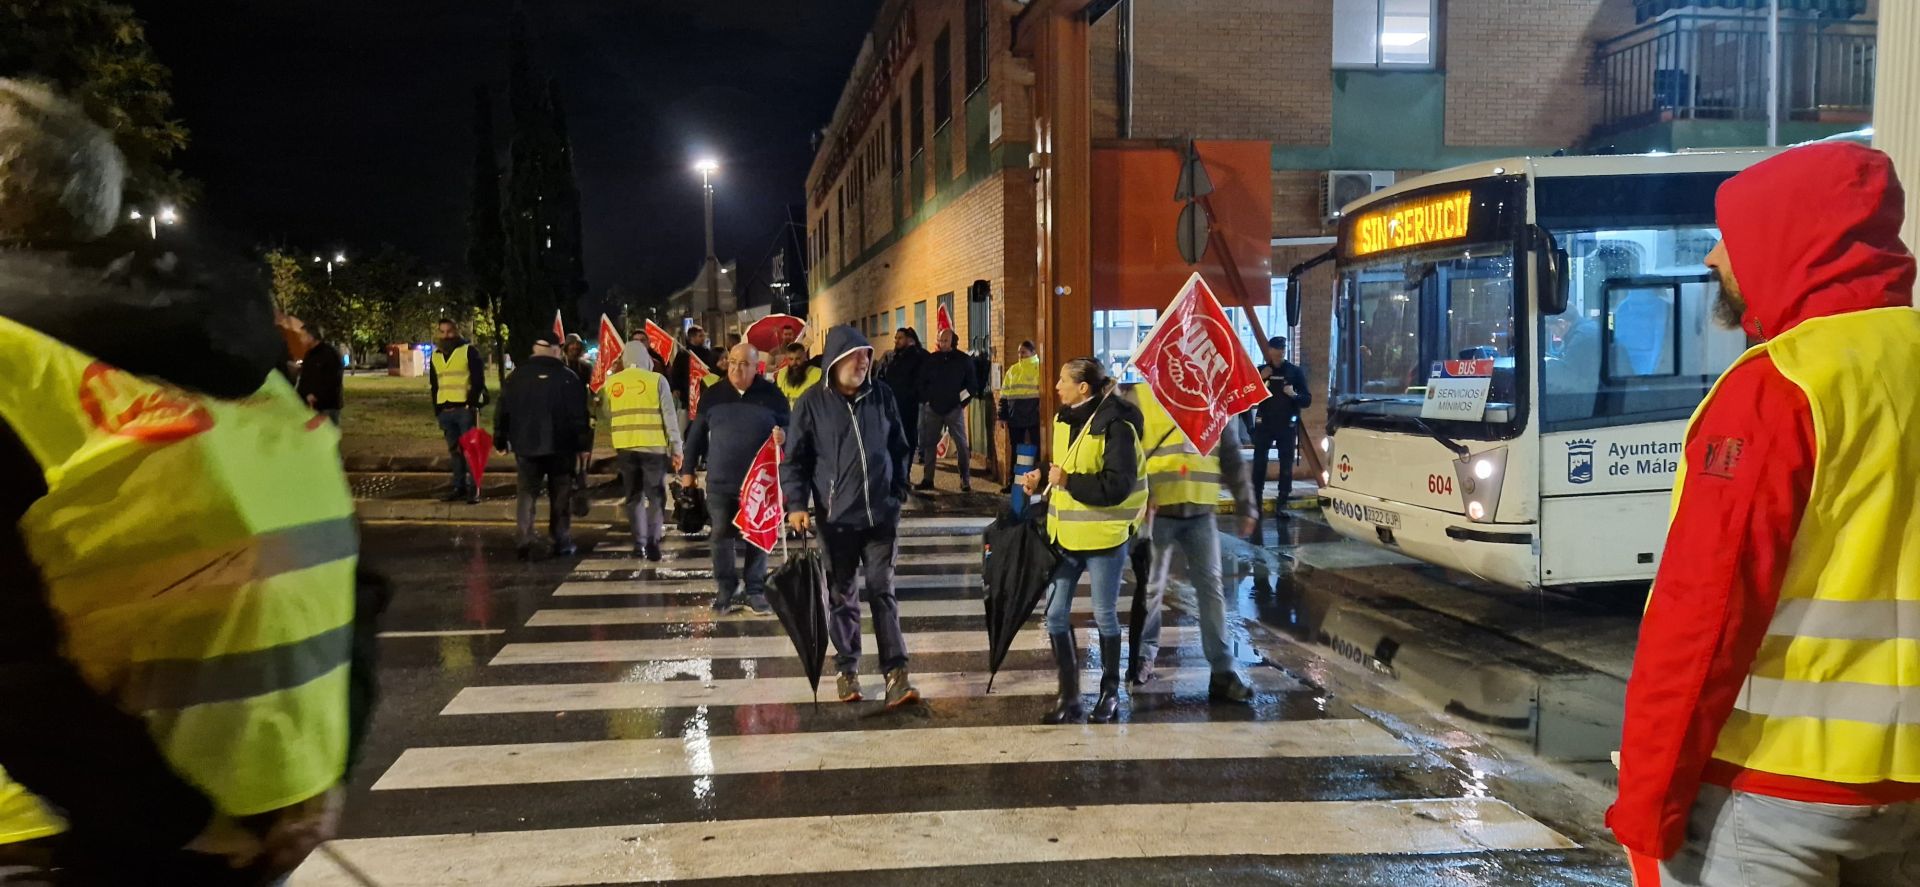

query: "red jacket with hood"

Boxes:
[1608, 142, 1919, 865]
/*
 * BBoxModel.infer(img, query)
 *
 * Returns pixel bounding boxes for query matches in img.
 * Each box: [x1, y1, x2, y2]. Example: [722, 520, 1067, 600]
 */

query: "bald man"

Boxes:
[681, 343, 791, 614]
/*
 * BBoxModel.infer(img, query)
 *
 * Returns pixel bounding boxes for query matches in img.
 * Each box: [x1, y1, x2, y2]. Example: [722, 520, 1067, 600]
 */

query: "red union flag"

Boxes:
[688, 351, 712, 419]
[589, 314, 623, 392]
[552, 310, 566, 344]
[1131, 272, 1269, 454]
[733, 435, 784, 553]
[645, 319, 678, 364]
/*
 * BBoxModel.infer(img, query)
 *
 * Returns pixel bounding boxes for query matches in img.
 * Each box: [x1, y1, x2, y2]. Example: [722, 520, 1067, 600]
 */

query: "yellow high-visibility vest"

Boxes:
[606, 367, 670, 453]
[0, 316, 355, 844]
[1001, 356, 1042, 400]
[1048, 400, 1148, 552]
[1136, 386, 1220, 509]
[1674, 307, 1920, 785]
[433, 343, 472, 404]
[777, 366, 823, 406]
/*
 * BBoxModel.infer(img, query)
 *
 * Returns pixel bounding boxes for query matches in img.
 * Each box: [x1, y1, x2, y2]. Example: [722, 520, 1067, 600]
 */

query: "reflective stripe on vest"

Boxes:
[1002, 356, 1042, 400]
[1686, 308, 1920, 785]
[433, 344, 472, 404]
[1136, 386, 1221, 508]
[606, 368, 668, 452]
[1047, 405, 1148, 551]
[0, 316, 356, 842]
[777, 366, 823, 405]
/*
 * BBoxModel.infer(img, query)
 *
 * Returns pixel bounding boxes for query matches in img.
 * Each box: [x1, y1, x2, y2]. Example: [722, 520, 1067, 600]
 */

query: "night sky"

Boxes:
[137, 0, 879, 301]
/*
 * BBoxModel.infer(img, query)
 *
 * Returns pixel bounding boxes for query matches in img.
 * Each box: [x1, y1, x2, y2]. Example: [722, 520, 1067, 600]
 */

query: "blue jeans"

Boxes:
[436, 408, 476, 492]
[1140, 514, 1234, 674]
[1044, 538, 1131, 638]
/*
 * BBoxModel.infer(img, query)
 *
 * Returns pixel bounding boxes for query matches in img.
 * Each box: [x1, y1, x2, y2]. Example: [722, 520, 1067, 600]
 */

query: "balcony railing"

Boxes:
[1595, 13, 1875, 136]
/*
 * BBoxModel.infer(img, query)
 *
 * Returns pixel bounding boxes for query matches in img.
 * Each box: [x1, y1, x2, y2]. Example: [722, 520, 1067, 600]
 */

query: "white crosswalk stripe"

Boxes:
[440, 666, 1295, 714]
[292, 519, 1582, 884]
[525, 595, 1123, 626]
[291, 800, 1574, 886]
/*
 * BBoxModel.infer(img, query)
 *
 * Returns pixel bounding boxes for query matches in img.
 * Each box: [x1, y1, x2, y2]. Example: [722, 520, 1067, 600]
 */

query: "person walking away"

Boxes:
[681, 343, 790, 614]
[998, 341, 1043, 493]
[776, 342, 822, 406]
[296, 321, 344, 425]
[668, 324, 720, 411]
[0, 79, 358, 882]
[1127, 385, 1257, 702]
[1610, 142, 1920, 886]
[915, 328, 977, 492]
[429, 316, 489, 503]
[1019, 358, 1148, 724]
[1249, 336, 1310, 528]
[494, 339, 592, 559]
[782, 325, 920, 708]
[605, 336, 683, 562]
[878, 327, 927, 466]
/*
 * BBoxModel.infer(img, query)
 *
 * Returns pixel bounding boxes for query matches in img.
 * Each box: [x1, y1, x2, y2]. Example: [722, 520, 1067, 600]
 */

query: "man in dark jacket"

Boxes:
[783, 325, 919, 709]
[667, 324, 720, 410]
[428, 318, 489, 504]
[495, 339, 593, 559]
[914, 328, 977, 492]
[1250, 336, 1311, 525]
[877, 327, 927, 466]
[681, 343, 790, 614]
[295, 322, 344, 424]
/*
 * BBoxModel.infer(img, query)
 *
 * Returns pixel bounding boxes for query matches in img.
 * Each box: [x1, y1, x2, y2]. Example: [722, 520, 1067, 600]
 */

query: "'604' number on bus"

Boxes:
[1427, 474, 1453, 496]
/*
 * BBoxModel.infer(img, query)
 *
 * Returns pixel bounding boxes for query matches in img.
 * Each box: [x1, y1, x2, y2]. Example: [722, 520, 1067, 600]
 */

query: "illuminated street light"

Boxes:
[129, 205, 180, 239]
[695, 157, 720, 328]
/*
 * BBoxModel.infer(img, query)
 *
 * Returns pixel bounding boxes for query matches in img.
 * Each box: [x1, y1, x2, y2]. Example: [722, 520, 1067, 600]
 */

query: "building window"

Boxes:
[933, 29, 953, 130]
[1333, 0, 1435, 69]
[909, 68, 925, 156]
[965, 0, 987, 94]
[890, 99, 903, 174]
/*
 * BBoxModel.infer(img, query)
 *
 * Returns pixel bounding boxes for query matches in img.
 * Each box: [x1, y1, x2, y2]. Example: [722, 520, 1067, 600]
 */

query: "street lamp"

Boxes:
[314, 251, 347, 285]
[128, 205, 180, 240]
[694, 158, 720, 330]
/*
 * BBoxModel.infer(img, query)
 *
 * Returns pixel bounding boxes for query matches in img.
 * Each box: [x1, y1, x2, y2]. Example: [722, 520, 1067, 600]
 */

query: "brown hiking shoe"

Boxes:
[884, 666, 920, 709]
[836, 672, 862, 703]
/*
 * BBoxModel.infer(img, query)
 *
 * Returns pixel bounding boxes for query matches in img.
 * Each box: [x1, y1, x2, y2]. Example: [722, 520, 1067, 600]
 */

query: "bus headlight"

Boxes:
[1453, 446, 1508, 524]
[1321, 471, 1330, 486]
[1321, 436, 1331, 453]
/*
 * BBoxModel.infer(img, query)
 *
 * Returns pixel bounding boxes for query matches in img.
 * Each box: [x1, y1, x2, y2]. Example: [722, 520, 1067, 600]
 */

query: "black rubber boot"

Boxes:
[1091, 634, 1122, 722]
[1040, 632, 1084, 724]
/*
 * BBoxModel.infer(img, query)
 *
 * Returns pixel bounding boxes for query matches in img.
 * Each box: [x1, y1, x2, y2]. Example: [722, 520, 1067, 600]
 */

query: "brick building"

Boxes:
[809, 0, 1878, 479]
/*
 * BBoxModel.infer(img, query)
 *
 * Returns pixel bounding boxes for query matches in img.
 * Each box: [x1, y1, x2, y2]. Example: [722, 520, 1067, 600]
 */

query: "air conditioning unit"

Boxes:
[1324, 170, 1396, 220]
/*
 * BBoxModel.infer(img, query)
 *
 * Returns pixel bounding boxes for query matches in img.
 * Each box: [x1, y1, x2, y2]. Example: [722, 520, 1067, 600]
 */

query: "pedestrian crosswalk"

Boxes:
[293, 513, 1580, 885]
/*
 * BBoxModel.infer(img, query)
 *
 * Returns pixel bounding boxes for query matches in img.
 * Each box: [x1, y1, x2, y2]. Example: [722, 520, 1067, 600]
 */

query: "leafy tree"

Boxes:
[467, 85, 509, 376]
[0, 0, 192, 203]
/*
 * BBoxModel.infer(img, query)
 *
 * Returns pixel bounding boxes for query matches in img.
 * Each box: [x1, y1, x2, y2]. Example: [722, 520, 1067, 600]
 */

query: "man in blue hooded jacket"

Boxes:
[782, 325, 920, 709]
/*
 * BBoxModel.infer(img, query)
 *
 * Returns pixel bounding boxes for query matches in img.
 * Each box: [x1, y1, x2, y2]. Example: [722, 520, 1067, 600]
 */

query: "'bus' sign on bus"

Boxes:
[1350, 190, 1472, 257]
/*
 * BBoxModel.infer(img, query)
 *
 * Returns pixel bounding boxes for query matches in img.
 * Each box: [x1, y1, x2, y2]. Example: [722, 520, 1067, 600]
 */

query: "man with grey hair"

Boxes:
[681, 342, 789, 614]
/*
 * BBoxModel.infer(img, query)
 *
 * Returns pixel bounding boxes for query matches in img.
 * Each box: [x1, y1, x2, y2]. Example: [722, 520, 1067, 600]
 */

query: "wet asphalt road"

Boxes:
[289, 512, 1633, 886]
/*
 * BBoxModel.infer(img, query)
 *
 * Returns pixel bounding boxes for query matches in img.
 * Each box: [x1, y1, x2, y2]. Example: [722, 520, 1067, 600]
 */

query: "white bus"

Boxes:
[1312, 150, 1774, 590]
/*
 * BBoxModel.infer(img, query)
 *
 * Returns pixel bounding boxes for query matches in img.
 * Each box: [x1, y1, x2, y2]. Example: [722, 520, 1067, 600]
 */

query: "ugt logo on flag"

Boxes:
[1130, 272, 1269, 454]
[733, 435, 784, 553]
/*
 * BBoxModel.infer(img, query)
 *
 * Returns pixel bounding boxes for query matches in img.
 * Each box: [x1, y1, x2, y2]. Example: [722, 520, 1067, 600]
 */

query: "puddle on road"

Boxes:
[1225, 541, 1624, 767]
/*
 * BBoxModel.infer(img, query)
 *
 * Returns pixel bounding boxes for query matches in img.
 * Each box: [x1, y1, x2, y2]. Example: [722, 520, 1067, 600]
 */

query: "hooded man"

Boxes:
[604, 337, 683, 561]
[782, 326, 920, 709]
[1610, 142, 1920, 885]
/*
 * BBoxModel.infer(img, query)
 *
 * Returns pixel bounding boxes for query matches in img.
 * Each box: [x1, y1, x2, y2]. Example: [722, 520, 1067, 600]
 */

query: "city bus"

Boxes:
[1313, 150, 1775, 590]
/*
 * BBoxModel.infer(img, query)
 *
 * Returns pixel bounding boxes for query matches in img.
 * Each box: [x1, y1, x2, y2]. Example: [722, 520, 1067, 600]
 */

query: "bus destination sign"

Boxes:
[1350, 190, 1471, 258]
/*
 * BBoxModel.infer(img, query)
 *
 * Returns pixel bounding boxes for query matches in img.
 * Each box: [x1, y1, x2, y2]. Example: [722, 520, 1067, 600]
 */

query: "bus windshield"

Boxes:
[1535, 172, 1753, 431]
[1333, 244, 1521, 435]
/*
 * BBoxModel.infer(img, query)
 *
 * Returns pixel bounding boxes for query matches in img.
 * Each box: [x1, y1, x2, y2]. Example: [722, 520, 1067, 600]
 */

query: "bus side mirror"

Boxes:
[1532, 225, 1571, 316]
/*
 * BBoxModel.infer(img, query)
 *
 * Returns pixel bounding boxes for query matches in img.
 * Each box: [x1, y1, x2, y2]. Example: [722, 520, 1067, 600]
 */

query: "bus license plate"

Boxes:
[1330, 498, 1402, 528]
[1363, 506, 1402, 528]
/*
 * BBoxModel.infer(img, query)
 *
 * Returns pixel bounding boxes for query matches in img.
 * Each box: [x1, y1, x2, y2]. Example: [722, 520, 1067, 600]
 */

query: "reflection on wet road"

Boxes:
[290, 516, 1629, 885]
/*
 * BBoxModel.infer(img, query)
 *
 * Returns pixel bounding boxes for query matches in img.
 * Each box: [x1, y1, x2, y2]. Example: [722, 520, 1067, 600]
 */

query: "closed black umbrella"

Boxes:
[765, 538, 831, 704]
[982, 508, 1062, 692]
